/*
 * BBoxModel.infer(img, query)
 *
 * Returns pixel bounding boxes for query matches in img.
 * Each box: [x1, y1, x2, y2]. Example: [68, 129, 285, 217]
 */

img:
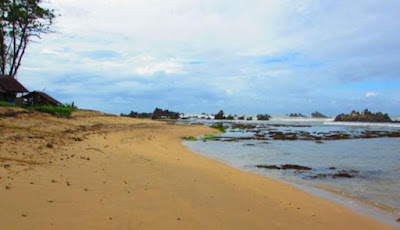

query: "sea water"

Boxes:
[181, 117, 400, 224]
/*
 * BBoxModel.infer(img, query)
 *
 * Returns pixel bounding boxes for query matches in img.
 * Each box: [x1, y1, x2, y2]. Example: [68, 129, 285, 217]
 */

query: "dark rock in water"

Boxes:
[309, 169, 359, 179]
[388, 132, 400, 137]
[315, 141, 324, 144]
[256, 165, 281, 170]
[214, 110, 225, 120]
[334, 109, 392, 123]
[232, 123, 257, 129]
[238, 116, 245, 120]
[287, 113, 307, 118]
[256, 114, 271, 121]
[269, 132, 298, 140]
[311, 111, 328, 118]
[325, 133, 351, 140]
[225, 115, 235, 120]
[281, 164, 312, 170]
[256, 164, 312, 170]
[332, 172, 354, 178]
[328, 167, 336, 170]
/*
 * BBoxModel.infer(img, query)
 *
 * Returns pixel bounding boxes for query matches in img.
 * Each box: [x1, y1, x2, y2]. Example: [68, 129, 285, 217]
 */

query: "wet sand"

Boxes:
[0, 107, 397, 229]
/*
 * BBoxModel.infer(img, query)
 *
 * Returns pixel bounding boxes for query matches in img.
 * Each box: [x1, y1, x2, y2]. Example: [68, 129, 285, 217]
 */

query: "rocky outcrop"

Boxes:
[151, 108, 180, 119]
[287, 113, 307, 118]
[308, 170, 359, 179]
[225, 115, 235, 120]
[311, 111, 327, 118]
[256, 164, 312, 170]
[334, 109, 392, 123]
[256, 114, 271, 120]
[121, 108, 180, 119]
[214, 110, 225, 120]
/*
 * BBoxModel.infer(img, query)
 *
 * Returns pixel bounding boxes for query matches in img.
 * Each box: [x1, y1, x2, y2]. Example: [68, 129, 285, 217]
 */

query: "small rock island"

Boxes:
[311, 111, 328, 118]
[334, 109, 393, 123]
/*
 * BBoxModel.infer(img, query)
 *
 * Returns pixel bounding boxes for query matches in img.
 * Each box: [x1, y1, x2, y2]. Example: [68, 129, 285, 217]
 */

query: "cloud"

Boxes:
[365, 92, 378, 97]
[15, 0, 400, 114]
[133, 61, 184, 76]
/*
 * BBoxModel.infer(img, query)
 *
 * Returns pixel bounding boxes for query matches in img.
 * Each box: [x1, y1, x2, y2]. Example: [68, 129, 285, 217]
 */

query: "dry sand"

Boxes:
[0, 107, 397, 229]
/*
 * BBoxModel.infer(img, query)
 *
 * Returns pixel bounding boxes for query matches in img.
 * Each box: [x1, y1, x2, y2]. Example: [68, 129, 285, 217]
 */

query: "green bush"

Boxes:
[29, 105, 75, 117]
[0, 101, 15, 107]
[181, 136, 197, 141]
[202, 134, 216, 141]
[62, 103, 78, 110]
[210, 123, 228, 133]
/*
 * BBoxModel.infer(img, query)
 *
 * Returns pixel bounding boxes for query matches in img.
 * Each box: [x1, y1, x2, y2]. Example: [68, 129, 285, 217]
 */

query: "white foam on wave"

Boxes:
[324, 121, 400, 128]
[391, 116, 400, 121]
[271, 116, 334, 122]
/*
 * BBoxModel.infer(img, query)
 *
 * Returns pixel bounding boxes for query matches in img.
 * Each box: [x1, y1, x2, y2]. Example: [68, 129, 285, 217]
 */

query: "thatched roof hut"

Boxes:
[0, 75, 29, 104]
[0, 75, 29, 93]
[23, 91, 61, 107]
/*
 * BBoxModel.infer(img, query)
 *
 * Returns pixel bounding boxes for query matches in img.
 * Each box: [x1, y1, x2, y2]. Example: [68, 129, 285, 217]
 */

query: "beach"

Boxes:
[0, 107, 397, 229]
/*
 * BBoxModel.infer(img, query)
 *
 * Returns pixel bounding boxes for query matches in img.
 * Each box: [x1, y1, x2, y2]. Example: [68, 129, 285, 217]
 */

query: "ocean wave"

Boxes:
[324, 121, 400, 128]
[271, 116, 334, 122]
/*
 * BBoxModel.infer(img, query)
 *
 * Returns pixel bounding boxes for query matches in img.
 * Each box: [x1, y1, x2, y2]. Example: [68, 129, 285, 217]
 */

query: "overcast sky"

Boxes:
[17, 0, 400, 115]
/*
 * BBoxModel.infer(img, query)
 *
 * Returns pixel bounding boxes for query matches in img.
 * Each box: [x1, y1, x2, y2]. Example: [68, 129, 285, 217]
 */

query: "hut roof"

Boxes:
[0, 75, 29, 93]
[23, 91, 61, 105]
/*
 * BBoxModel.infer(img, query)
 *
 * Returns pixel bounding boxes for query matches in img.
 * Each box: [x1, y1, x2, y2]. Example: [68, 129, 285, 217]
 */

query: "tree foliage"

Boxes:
[0, 0, 55, 77]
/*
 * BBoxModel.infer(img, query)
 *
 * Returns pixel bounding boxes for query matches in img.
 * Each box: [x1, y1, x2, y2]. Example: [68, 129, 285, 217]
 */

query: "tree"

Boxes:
[214, 110, 225, 120]
[0, 0, 55, 77]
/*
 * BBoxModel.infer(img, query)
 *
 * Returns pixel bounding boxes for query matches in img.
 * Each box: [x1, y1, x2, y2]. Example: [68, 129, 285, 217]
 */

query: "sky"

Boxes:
[17, 0, 400, 115]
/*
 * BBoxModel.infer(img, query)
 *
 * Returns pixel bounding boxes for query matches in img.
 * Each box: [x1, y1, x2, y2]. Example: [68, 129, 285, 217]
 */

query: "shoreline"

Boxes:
[183, 140, 400, 227]
[0, 108, 398, 229]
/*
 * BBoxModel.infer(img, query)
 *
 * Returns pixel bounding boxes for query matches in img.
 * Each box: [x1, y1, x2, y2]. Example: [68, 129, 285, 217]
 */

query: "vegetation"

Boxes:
[210, 123, 228, 133]
[181, 136, 197, 141]
[29, 104, 76, 117]
[0, 0, 56, 77]
[202, 134, 216, 141]
[62, 102, 77, 110]
[0, 101, 15, 107]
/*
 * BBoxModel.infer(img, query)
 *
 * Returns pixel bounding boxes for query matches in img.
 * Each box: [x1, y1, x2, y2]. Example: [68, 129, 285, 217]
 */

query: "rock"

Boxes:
[309, 169, 359, 179]
[287, 113, 307, 118]
[311, 111, 327, 118]
[214, 110, 225, 120]
[231, 123, 256, 129]
[256, 164, 312, 170]
[332, 172, 354, 178]
[225, 115, 234, 120]
[334, 109, 393, 123]
[257, 114, 271, 121]
[281, 164, 312, 170]
[256, 165, 281, 170]
[269, 132, 298, 140]
[151, 108, 180, 119]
